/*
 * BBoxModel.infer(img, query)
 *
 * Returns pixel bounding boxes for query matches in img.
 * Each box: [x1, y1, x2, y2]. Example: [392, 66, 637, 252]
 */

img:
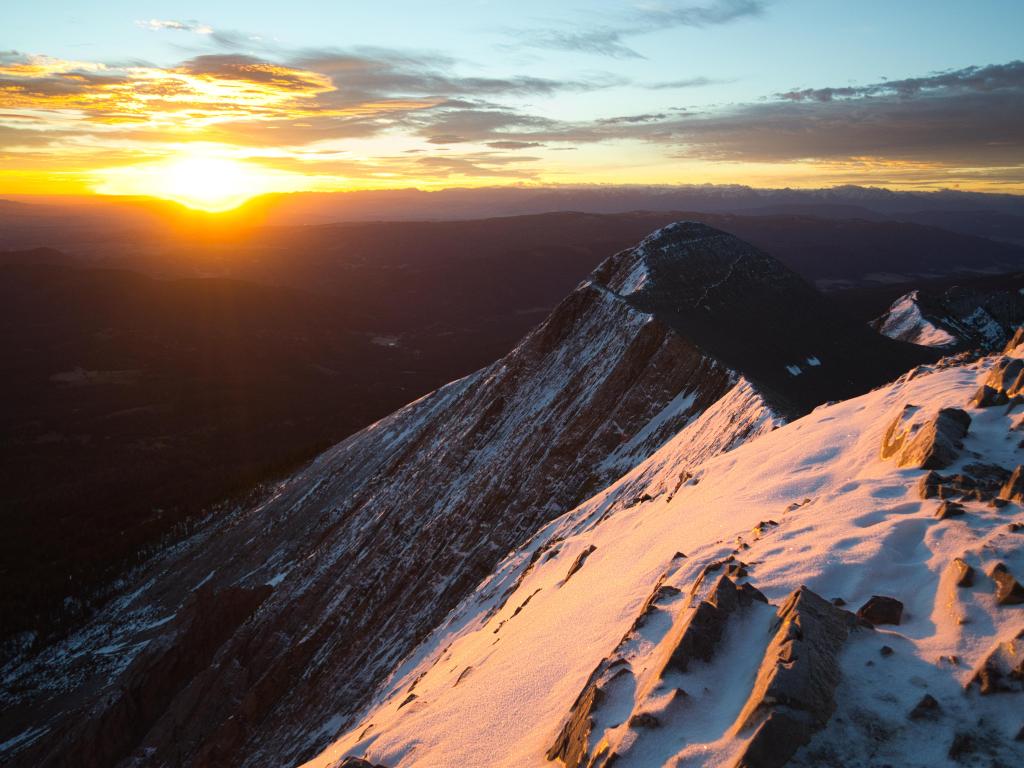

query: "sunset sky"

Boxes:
[3, 0, 1023, 208]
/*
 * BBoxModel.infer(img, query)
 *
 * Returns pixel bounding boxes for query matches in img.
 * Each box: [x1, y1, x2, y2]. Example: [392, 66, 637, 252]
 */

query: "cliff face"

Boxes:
[1, 222, 929, 768]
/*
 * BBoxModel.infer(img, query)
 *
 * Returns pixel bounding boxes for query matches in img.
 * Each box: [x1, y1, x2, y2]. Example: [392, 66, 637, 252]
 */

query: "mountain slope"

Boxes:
[873, 279, 1024, 351]
[309, 344, 1024, 768]
[2, 222, 930, 768]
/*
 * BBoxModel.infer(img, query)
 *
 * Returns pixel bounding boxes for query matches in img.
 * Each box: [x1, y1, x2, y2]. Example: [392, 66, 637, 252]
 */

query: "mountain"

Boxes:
[10, 209, 1000, 656]
[310, 329, 1024, 768]
[0, 223, 933, 767]
[873, 276, 1024, 350]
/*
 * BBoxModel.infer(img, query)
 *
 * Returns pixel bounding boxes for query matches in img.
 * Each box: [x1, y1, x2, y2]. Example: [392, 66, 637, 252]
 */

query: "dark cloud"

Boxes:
[778, 60, 1024, 102]
[486, 140, 543, 150]
[401, 60, 1023, 171]
[597, 113, 669, 125]
[510, 0, 765, 58]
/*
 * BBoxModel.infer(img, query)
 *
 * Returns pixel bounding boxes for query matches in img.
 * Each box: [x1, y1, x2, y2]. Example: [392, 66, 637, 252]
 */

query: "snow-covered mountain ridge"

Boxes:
[0, 223, 948, 768]
[311, 341, 1024, 768]
[874, 280, 1024, 351]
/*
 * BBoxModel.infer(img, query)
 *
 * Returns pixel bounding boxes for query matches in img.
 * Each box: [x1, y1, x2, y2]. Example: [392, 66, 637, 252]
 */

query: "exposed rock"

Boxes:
[339, 758, 388, 768]
[967, 628, 1024, 694]
[909, 693, 941, 721]
[563, 545, 597, 584]
[1005, 326, 1024, 353]
[628, 712, 660, 729]
[31, 584, 272, 768]
[1001, 465, 1024, 503]
[880, 645, 894, 657]
[831, 597, 846, 607]
[732, 587, 860, 768]
[972, 357, 1024, 408]
[935, 501, 966, 520]
[919, 465, 1011, 503]
[989, 563, 1024, 605]
[664, 575, 764, 675]
[948, 732, 976, 761]
[952, 558, 975, 588]
[546, 671, 605, 768]
[856, 595, 904, 626]
[971, 384, 1008, 408]
[881, 405, 970, 469]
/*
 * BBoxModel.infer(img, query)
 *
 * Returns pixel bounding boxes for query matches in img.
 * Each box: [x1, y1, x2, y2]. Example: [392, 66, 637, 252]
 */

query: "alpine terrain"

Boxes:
[3, 223, 1022, 768]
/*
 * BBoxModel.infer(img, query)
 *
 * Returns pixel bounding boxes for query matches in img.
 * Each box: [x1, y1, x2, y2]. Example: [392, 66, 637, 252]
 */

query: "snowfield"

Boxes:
[308, 350, 1024, 768]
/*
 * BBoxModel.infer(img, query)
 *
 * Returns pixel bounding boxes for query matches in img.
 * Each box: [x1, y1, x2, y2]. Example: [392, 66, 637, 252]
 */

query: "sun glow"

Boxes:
[95, 152, 292, 212]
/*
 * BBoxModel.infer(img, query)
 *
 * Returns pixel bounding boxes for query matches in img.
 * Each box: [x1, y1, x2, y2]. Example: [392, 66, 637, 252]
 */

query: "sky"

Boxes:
[3, 0, 1023, 207]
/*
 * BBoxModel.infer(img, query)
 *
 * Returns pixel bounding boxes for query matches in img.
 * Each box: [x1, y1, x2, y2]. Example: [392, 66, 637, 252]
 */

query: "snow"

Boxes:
[305, 354, 1023, 768]
[877, 291, 958, 347]
[786, 364, 802, 376]
[961, 306, 1005, 348]
[616, 259, 649, 296]
[806, 356, 822, 366]
[266, 572, 287, 587]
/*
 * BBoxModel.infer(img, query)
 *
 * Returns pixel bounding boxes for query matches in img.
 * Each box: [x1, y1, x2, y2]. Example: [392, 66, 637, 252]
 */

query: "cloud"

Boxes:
[2, 42, 1021, 190]
[647, 76, 729, 89]
[510, 0, 765, 58]
[137, 19, 213, 35]
[486, 140, 543, 150]
[777, 60, 1024, 102]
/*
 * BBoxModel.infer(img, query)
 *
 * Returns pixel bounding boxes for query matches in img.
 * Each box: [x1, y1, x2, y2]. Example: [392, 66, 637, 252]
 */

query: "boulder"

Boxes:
[628, 712, 660, 729]
[881, 405, 970, 469]
[952, 558, 975, 588]
[935, 501, 966, 520]
[856, 595, 904, 626]
[989, 563, 1024, 605]
[971, 357, 1024, 407]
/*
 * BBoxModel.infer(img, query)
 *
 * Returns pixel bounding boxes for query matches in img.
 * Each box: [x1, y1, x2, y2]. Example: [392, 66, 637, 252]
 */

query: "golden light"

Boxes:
[94, 151, 292, 212]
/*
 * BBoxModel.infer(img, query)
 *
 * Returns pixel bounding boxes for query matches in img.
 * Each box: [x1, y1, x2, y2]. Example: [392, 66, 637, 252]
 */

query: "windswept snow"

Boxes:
[877, 291, 958, 347]
[308, 353, 1023, 768]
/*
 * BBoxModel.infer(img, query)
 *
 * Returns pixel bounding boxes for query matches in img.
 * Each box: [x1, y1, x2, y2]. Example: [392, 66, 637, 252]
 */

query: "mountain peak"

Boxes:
[596, 220, 936, 416]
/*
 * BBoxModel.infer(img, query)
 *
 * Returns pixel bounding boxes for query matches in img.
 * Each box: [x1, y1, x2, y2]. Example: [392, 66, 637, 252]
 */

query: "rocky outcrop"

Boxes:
[881, 405, 971, 469]
[967, 629, 1024, 694]
[732, 588, 861, 768]
[971, 357, 1024, 408]
[1001, 466, 1024, 503]
[919, 463, 1012, 502]
[35, 584, 272, 768]
[1005, 326, 1024, 354]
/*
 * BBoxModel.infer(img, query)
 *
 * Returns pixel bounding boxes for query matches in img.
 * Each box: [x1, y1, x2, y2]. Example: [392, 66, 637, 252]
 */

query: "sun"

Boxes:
[94, 150, 296, 212]
[148, 155, 268, 212]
